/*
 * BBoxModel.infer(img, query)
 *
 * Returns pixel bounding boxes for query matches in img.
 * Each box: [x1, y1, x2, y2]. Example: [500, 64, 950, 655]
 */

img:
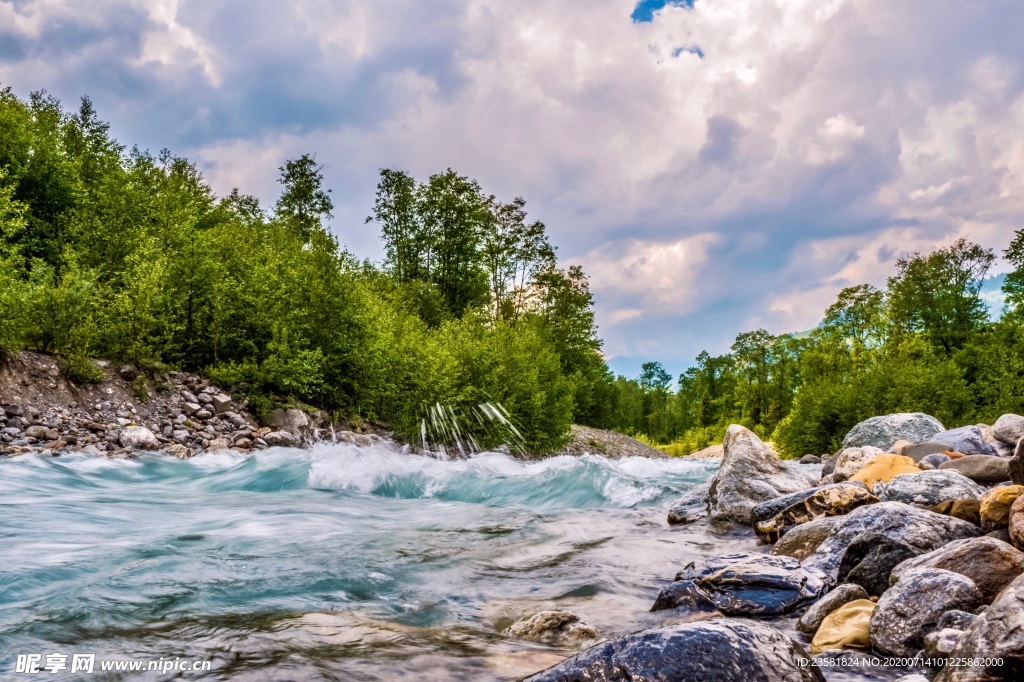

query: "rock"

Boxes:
[667, 482, 709, 525]
[797, 583, 870, 634]
[706, 425, 817, 524]
[264, 430, 298, 447]
[194, 409, 213, 420]
[1010, 438, 1024, 486]
[878, 469, 985, 507]
[523, 620, 824, 682]
[938, 609, 978, 631]
[181, 390, 199, 404]
[197, 392, 213, 405]
[889, 536, 1024, 603]
[206, 438, 230, 450]
[933, 572, 1024, 681]
[842, 413, 944, 451]
[837, 533, 924, 596]
[901, 441, 958, 462]
[3, 404, 23, 417]
[992, 414, 1024, 445]
[1010, 495, 1024, 551]
[649, 579, 719, 615]
[771, 516, 844, 561]
[661, 552, 826, 616]
[211, 393, 232, 414]
[833, 446, 885, 479]
[921, 453, 952, 468]
[869, 567, 982, 657]
[821, 452, 838, 477]
[270, 408, 311, 435]
[800, 454, 821, 464]
[750, 482, 878, 542]
[932, 426, 999, 457]
[503, 611, 599, 642]
[234, 438, 252, 449]
[118, 365, 136, 381]
[931, 499, 982, 526]
[980, 485, 1024, 531]
[25, 425, 58, 440]
[118, 426, 159, 450]
[802, 502, 983, 583]
[810, 599, 875, 654]
[162, 444, 189, 458]
[182, 402, 201, 417]
[940, 455, 1011, 484]
[924, 628, 964, 657]
[850, 454, 920, 487]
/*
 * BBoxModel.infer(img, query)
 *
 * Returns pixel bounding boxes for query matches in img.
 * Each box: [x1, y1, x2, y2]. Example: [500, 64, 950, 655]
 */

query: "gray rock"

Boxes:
[667, 482, 709, 525]
[182, 402, 201, 417]
[933, 572, 1024, 681]
[181, 390, 199, 404]
[750, 482, 878, 542]
[939, 455, 1011, 483]
[993, 414, 1024, 446]
[771, 516, 844, 561]
[924, 628, 964, 656]
[660, 552, 826, 616]
[3, 405, 23, 417]
[707, 425, 817, 524]
[869, 567, 982, 656]
[649, 579, 719, 615]
[1010, 438, 1024, 486]
[878, 470, 985, 507]
[932, 426, 999, 457]
[270, 407, 311, 435]
[843, 413, 944, 451]
[889, 536, 1024, 604]
[921, 453, 952, 468]
[937, 609, 977, 631]
[799, 454, 822, 464]
[796, 583, 869, 634]
[118, 426, 160, 450]
[832, 446, 885, 479]
[211, 394, 232, 414]
[197, 393, 213, 405]
[524, 620, 824, 682]
[802, 502, 983, 583]
[194, 409, 213, 420]
[264, 431, 298, 447]
[25, 425, 58, 440]
[503, 610, 599, 642]
[838, 532, 925, 596]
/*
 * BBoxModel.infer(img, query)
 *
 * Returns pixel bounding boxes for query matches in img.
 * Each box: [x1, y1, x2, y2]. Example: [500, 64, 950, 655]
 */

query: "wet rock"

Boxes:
[940, 455, 1011, 484]
[802, 502, 983, 583]
[264, 430, 298, 447]
[932, 426, 999, 457]
[750, 482, 878, 542]
[771, 516, 844, 561]
[921, 453, 952, 468]
[800, 454, 822, 464]
[797, 583, 869, 634]
[933, 572, 1024, 681]
[850, 454, 920, 487]
[524, 620, 824, 682]
[666, 482, 709, 525]
[503, 611, 599, 642]
[206, 438, 230, 450]
[993, 414, 1024, 446]
[162, 444, 189, 459]
[878, 469, 985, 507]
[889, 536, 1024, 604]
[869, 567, 982, 657]
[664, 552, 826, 616]
[837, 533, 924, 596]
[118, 426, 159, 450]
[707, 425, 817, 524]
[810, 599, 874, 654]
[842, 413, 944, 451]
[930, 499, 982, 526]
[832, 446, 885, 480]
[980, 485, 1024, 531]
[649, 579, 719, 615]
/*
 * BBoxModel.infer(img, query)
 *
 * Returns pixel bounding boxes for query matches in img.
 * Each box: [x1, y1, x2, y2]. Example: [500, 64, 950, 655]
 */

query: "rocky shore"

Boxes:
[512, 413, 1024, 681]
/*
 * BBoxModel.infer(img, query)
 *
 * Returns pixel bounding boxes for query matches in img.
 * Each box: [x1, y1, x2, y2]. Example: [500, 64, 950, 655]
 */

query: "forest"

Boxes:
[2, 84, 1023, 456]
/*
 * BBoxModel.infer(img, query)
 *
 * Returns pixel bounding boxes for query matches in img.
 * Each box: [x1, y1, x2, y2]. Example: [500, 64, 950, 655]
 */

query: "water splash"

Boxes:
[419, 401, 526, 458]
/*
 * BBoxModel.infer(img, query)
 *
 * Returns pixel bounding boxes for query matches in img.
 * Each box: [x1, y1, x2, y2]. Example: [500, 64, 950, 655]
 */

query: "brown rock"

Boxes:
[930, 499, 982, 526]
[850, 454, 919, 487]
[980, 485, 1024, 531]
[810, 599, 875, 654]
[1010, 494, 1024, 552]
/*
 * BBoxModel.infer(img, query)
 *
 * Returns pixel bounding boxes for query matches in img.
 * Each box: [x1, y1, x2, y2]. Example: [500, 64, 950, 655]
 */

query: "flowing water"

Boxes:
[0, 445, 908, 681]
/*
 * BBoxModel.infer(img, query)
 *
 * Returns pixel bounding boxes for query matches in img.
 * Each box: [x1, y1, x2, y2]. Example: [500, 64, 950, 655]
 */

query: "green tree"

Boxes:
[275, 154, 333, 242]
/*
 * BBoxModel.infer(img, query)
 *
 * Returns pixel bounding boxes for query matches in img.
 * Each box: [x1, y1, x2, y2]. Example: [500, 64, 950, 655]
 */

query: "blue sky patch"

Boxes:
[632, 0, 695, 23]
[673, 45, 704, 58]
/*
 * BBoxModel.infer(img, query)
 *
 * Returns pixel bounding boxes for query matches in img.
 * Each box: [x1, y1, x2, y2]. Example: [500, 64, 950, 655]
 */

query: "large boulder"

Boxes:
[980, 485, 1024, 531]
[993, 414, 1024, 446]
[832, 446, 885, 479]
[264, 430, 299, 447]
[837, 532, 925, 596]
[771, 516, 844, 561]
[706, 425, 816, 524]
[118, 426, 160, 450]
[654, 553, 827, 616]
[749, 482, 878, 542]
[666, 482, 709, 525]
[933, 572, 1024, 681]
[797, 583, 869, 635]
[889, 536, 1024, 604]
[269, 408, 310, 436]
[902, 441, 959, 462]
[842, 413, 944, 451]
[503, 611, 599, 642]
[940, 455, 1011, 483]
[931, 426, 999, 457]
[801, 502, 983, 583]
[877, 469, 985, 507]
[869, 567, 982, 657]
[524, 620, 825, 682]
[810, 599, 875, 654]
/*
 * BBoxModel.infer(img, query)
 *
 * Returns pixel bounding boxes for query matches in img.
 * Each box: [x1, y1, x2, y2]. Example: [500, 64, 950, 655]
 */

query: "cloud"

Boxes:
[1, 0, 1024, 376]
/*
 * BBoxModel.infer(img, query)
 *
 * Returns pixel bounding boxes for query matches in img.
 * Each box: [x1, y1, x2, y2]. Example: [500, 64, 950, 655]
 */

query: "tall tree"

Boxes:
[275, 154, 333, 243]
[369, 168, 424, 282]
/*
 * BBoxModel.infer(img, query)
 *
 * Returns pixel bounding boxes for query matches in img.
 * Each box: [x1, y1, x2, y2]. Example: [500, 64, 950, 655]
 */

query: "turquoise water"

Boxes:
[1, 446, 727, 680]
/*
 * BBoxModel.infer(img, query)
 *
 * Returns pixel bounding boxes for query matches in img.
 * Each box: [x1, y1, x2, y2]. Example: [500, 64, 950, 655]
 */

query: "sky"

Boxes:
[1, 0, 1022, 379]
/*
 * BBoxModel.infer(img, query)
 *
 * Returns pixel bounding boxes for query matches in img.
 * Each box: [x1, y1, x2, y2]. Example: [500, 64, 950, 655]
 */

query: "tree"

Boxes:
[274, 154, 333, 242]
[369, 169, 425, 282]
[1004, 228, 1024, 317]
